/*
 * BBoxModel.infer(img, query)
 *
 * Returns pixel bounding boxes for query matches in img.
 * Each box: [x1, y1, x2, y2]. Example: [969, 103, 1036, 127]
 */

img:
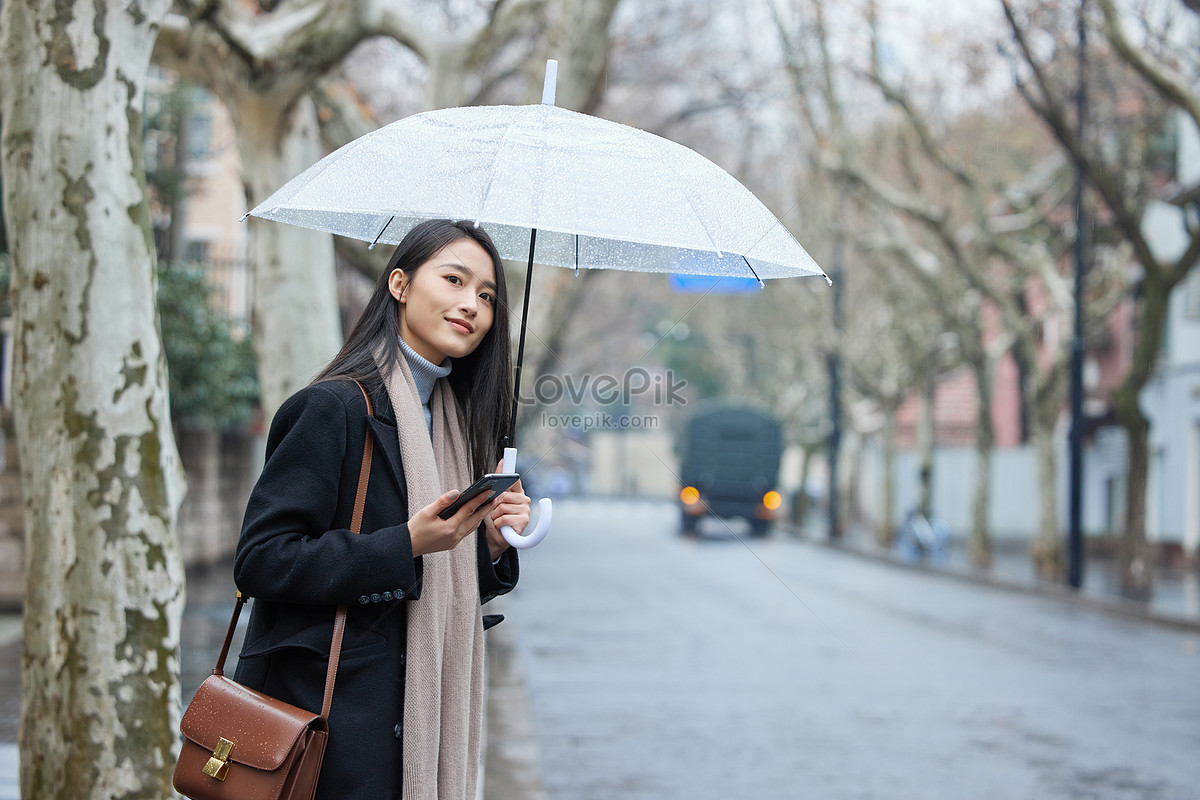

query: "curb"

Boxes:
[793, 531, 1200, 634]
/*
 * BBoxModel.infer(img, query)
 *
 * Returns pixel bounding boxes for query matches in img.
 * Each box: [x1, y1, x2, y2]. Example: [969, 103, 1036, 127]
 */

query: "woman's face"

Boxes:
[391, 237, 497, 364]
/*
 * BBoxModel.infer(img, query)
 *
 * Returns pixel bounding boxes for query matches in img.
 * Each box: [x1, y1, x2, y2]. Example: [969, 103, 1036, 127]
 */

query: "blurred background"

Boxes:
[1, 0, 1198, 798]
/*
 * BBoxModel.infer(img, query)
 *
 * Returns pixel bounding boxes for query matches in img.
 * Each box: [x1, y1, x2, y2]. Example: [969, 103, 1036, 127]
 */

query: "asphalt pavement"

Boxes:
[503, 499, 1200, 800]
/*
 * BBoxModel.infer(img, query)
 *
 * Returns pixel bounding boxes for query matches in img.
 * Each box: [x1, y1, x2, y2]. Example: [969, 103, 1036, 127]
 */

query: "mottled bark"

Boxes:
[795, 444, 814, 528]
[1110, 272, 1172, 598]
[235, 94, 342, 418]
[876, 412, 897, 547]
[0, 1, 187, 797]
[1029, 395, 1064, 580]
[916, 353, 935, 520]
[968, 354, 994, 568]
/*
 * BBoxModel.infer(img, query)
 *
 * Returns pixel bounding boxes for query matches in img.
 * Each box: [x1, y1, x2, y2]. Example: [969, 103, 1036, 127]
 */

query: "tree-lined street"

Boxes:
[502, 500, 1199, 799]
[1, 0, 1198, 796]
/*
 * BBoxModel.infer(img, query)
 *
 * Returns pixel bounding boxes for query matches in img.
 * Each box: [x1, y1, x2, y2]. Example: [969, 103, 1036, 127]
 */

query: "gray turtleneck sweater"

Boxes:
[399, 336, 452, 434]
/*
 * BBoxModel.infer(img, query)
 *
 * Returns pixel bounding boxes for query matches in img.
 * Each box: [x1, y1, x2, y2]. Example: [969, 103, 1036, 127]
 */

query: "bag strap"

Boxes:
[321, 381, 374, 719]
[212, 380, 377, 724]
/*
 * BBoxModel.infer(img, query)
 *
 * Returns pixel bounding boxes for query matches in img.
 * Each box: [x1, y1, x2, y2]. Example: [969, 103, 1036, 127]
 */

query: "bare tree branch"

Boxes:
[1095, 0, 1200, 133]
[1000, 0, 1161, 276]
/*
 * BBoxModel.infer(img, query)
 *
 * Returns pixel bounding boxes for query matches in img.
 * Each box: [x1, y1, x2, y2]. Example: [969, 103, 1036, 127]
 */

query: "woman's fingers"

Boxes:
[412, 490, 502, 556]
[489, 491, 531, 534]
[433, 489, 463, 514]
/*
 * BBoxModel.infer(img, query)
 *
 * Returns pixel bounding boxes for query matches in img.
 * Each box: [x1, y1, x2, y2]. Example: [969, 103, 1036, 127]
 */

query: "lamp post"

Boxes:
[828, 213, 844, 542]
[1067, 0, 1089, 589]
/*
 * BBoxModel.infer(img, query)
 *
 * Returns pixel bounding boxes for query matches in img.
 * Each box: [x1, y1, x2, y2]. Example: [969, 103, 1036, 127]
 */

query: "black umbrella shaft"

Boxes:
[509, 228, 538, 448]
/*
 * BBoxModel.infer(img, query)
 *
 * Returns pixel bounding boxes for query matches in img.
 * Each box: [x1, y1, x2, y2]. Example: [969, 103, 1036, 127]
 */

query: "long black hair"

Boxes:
[314, 219, 513, 479]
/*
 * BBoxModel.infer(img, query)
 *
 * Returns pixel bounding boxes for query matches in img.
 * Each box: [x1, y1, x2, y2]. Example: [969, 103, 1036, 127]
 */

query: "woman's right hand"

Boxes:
[408, 490, 497, 557]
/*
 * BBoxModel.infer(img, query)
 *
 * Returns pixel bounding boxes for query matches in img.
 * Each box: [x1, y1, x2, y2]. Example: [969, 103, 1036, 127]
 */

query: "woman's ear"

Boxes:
[388, 269, 406, 303]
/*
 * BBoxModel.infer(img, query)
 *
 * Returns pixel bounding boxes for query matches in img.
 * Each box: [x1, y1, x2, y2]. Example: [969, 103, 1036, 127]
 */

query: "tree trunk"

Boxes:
[234, 93, 343, 418]
[842, 427, 862, 532]
[795, 444, 813, 530]
[876, 410, 896, 547]
[166, 85, 191, 264]
[969, 356, 994, 568]
[1115, 409, 1152, 597]
[1029, 403, 1063, 580]
[0, 2, 187, 798]
[917, 352, 935, 520]
[1110, 272, 1171, 599]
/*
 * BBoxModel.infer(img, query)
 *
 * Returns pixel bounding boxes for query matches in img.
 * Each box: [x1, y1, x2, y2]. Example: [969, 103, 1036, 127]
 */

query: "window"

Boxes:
[182, 240, 210, 264]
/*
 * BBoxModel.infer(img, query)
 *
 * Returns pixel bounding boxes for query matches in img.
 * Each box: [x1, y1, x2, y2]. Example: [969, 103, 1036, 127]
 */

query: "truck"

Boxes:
[677, 404, 784, 537]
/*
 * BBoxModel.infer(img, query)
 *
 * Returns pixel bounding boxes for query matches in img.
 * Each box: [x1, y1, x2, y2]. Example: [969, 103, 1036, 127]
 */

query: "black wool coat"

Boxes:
[232, 378, 518, 800]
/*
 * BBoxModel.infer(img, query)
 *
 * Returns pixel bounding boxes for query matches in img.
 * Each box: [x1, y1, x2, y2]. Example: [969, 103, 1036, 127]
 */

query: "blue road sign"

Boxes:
[669, 274, 762, 294]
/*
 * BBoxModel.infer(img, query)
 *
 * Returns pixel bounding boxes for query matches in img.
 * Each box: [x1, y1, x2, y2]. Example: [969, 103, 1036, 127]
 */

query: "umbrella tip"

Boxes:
[239, 212, 250, 222]
[473, 219, 481, 229]
[542, 60, 558, 106]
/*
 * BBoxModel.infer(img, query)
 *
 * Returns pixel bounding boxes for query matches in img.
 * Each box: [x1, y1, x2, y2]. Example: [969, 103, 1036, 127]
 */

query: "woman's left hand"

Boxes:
[483, 461, 531, 561]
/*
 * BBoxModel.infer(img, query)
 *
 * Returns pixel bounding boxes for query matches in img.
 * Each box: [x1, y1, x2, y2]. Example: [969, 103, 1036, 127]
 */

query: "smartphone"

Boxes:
[437, 473, 520, 520]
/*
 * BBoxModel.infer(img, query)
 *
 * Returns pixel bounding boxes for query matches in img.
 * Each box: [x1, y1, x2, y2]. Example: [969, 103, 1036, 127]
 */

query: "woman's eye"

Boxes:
[445, 274, 462, 285]
[480, 292, 495, 304]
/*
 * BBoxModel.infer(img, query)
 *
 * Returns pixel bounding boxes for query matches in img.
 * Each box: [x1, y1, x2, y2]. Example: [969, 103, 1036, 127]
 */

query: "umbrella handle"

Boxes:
[500, 447, 552, 549]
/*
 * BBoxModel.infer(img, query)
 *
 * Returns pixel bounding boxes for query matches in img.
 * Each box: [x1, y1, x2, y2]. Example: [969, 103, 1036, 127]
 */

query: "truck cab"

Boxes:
[677, 405, 783, 537]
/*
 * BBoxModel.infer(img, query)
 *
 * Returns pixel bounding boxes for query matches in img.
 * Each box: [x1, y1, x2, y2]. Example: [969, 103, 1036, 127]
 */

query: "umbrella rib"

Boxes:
[741, 256, 765, 287]
[369, 216, 396, 250]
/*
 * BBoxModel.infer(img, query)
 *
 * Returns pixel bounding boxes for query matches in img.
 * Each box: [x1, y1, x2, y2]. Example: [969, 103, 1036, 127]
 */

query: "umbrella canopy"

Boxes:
[248, 102, 828, 284]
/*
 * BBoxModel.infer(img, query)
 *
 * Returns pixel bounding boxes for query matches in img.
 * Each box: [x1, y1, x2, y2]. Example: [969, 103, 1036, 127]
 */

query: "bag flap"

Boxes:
[180, 675, 322, 771]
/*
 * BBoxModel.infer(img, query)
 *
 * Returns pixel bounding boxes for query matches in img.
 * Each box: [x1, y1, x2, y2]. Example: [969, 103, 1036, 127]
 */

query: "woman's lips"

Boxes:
[447, 318, 473, 334]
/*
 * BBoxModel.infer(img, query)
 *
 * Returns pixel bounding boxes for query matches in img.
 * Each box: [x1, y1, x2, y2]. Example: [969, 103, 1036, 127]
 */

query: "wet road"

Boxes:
[502, 500, 1200, 800]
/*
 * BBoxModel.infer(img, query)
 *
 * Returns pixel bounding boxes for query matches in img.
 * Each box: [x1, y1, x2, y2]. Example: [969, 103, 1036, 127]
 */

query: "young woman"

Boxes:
[232, 219, 530, 800]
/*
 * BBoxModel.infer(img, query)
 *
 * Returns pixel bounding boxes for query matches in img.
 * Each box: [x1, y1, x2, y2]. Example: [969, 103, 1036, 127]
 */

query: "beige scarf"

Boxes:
[383, 355, 485, 800]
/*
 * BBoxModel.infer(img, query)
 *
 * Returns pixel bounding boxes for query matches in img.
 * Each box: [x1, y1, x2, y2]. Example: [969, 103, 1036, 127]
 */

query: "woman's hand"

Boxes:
[409, 489, 498, 557]
[483, 463, 531, 561]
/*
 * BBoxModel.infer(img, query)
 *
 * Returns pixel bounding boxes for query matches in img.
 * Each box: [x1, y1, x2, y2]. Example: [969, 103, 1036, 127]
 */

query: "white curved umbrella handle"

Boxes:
[500, 447, 553, 549]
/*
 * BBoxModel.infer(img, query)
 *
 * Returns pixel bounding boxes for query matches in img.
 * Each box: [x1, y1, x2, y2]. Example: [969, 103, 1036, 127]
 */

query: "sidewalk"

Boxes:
[796, 519, 1200, 632]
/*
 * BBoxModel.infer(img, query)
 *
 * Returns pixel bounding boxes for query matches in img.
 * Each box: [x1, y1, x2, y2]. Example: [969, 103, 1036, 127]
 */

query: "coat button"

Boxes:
[394, 588, 405, 599]
[394, 723, 403, 740]
[371, 593, 382, 603]
[382, 591, 393, 601]
[358, 595, 370, 605]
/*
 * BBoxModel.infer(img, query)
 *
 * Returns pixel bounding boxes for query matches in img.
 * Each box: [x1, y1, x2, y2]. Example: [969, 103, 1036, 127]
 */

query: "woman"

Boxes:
[233, 219, 530, 800]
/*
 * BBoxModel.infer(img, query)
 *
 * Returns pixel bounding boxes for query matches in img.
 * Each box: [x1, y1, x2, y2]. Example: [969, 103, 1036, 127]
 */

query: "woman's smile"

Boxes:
[446, 316, 474, 335]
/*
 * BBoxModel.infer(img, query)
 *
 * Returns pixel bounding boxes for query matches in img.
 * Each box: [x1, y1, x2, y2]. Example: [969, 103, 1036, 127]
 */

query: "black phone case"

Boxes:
[437, 473, 519, 519]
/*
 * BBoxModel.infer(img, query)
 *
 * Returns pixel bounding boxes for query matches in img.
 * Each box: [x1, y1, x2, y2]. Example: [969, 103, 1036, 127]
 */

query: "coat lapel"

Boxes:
[367, 416, 408, 500]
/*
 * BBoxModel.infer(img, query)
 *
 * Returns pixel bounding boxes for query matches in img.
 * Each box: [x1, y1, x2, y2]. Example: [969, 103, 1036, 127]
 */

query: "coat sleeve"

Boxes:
[234, 384, 421, 607]
[477, 533, 518, 606]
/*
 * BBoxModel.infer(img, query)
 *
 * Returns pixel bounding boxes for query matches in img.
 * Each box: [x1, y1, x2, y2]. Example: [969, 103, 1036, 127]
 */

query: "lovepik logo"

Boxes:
[520, 368, 688, 407]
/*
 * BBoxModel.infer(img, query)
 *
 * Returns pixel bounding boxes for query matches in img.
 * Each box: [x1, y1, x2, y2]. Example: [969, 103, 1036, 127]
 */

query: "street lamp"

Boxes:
[1067, 0, 1089, 589]
[828, 204, 844, 542]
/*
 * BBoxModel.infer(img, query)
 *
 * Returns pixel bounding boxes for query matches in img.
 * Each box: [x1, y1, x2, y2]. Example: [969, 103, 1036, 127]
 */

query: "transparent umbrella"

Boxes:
[247, 61, 829, 547]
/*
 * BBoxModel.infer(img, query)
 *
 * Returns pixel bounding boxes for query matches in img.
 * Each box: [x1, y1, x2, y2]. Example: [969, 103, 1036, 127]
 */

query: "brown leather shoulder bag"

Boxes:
[173, 381, 375, 800]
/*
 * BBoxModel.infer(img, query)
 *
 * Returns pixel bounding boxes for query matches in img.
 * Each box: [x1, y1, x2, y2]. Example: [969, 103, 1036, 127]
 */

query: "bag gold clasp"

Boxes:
[202, 737, 234, 781]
